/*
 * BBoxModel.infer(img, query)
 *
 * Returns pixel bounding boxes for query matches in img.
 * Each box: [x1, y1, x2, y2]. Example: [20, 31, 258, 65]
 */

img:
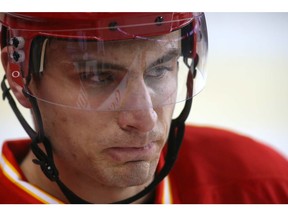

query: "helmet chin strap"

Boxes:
[1, 66, 193, 203]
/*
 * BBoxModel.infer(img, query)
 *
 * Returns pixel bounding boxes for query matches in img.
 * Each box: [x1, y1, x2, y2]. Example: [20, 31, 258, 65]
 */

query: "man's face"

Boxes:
[29, 31, 181, 189]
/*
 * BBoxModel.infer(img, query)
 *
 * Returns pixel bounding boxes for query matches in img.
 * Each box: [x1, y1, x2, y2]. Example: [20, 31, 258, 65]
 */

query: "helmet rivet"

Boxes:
[109, 21, 118, 31]
[9, 37, 25, 49]
[10, 37, 19, 47]
[11, 71, 20, 78]
[11, 50, 25, 63]
[155, 16, 164, 25]
[12, 51, 20, 61]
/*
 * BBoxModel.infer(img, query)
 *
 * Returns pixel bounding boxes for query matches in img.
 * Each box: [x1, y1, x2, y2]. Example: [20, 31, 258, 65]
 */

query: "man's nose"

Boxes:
[117, 80, 158, 132]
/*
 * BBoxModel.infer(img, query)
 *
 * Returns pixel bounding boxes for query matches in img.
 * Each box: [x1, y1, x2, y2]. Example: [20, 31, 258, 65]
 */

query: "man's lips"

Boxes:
[104, 143, 157, 163]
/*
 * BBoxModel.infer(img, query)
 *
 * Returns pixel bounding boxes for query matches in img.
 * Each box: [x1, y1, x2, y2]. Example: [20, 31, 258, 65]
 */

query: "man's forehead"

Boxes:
[49, 30, 181, 52]
[46, 30, 181, 67]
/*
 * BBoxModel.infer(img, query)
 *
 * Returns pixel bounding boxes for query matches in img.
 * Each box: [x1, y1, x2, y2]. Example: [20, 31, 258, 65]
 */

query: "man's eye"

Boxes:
[79, 71, 114, 85]
[146, 66, 173, 79]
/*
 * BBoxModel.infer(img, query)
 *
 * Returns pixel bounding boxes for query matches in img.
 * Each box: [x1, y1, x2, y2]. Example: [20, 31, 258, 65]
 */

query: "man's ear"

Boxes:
[1, 47, 32, 108]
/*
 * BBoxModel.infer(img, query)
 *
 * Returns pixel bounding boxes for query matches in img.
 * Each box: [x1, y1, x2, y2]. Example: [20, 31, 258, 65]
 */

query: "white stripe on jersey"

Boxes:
[162, 176, 173, 204]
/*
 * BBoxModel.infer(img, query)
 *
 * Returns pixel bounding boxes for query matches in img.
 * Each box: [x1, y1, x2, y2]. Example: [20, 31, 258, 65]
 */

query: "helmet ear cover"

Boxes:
[181, 22, 194, 59]
[180, 22, 198, 79]
[1, 26, 24, 89]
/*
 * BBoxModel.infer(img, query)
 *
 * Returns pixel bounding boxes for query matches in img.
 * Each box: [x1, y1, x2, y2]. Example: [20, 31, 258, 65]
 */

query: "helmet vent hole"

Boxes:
[108, 22, 118, 31]
[155, 16, 164, 25]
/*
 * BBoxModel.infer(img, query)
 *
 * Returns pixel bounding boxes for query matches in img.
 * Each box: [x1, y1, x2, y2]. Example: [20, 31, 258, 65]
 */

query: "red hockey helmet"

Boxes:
[0, 12, 208, 112]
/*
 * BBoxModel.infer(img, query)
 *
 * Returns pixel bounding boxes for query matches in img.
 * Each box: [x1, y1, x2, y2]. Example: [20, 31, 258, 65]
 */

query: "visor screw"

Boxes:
[9, 37, 25, 49]
[109, 22, 118, 31]
[11, 50, 25, 63]
[155, 16, 164, 25]
[12, 51, 20, 61]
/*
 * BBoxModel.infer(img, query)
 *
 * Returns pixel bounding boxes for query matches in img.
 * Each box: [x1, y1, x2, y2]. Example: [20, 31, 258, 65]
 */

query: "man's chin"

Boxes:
[111, 160, 157, 188]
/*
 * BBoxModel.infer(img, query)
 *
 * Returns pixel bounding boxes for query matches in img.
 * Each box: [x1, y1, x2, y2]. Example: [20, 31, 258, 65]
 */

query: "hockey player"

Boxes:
[0, 12, 287, 203]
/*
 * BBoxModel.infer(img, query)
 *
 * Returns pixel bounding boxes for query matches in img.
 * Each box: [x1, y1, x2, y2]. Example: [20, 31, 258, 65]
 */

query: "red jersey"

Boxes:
[1, 125, 288, 204]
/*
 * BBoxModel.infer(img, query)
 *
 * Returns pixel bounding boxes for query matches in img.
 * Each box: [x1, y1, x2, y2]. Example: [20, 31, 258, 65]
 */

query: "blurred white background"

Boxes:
[0, 13, 287, 158]
[188, 13, 288, 157]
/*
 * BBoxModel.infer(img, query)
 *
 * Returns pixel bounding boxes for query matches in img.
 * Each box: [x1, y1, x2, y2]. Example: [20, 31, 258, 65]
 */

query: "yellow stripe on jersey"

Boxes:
[162, 176, 173, 204]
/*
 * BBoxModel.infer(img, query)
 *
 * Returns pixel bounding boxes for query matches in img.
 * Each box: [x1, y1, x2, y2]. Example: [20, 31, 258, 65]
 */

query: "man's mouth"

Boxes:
[104, 143, 157, 162]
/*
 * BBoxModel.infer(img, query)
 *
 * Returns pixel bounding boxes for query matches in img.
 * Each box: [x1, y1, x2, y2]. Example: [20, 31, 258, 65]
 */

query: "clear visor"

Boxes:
[7, 14, 208, 112]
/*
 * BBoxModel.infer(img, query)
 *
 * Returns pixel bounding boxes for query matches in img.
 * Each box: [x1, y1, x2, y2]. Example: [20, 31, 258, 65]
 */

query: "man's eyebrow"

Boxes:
[147, 49, 181, 69]
[73, 49, 181, 71]
[73, 60, 126, 72]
